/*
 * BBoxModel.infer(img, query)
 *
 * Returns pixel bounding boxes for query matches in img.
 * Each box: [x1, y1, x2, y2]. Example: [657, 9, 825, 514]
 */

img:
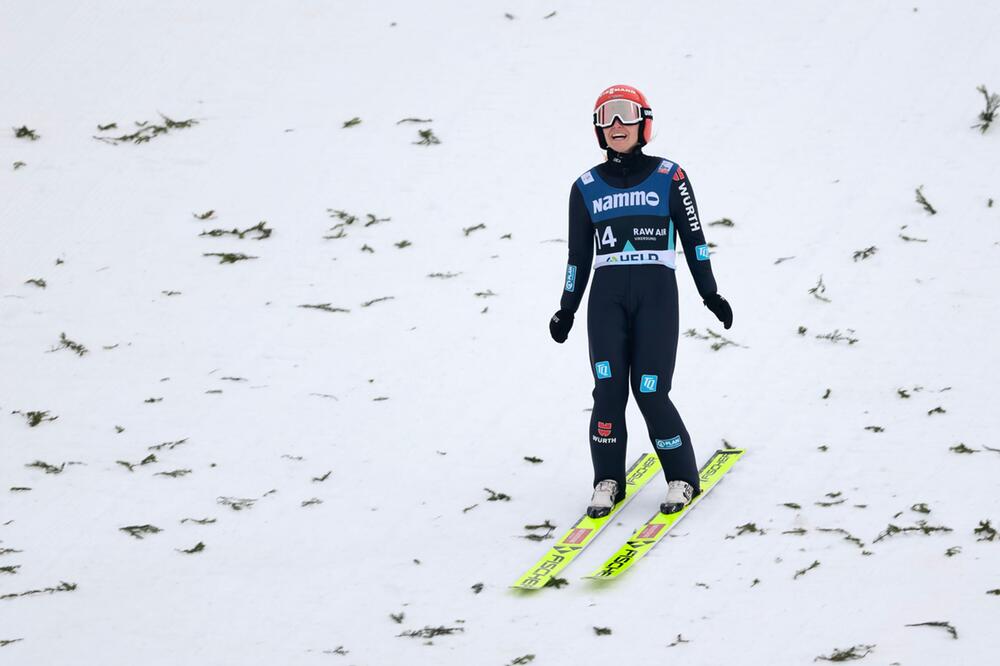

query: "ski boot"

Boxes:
[587, 479, 619, 518]
[660, 480, 694, 514]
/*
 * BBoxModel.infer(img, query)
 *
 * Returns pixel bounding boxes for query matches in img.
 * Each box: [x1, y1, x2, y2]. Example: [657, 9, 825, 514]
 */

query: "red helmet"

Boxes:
[593, 84, 653, 149]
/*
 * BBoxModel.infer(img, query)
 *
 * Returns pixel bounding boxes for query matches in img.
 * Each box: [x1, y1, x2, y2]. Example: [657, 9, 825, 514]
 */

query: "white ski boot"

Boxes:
[587, 479, 619, 518]
[660, 480, 694, 514]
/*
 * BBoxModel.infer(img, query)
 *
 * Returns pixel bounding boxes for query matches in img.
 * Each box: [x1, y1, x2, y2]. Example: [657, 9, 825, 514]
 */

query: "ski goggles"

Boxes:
[593, 99, 651, 127]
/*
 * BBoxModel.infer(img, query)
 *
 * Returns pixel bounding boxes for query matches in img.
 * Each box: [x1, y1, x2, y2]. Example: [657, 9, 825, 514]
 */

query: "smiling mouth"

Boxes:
[612, 133, 627, 140]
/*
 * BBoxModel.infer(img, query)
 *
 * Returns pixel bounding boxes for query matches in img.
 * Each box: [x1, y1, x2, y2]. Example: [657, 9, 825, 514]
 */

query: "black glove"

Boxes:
[703, 293, 733, 330]
[549, 309, 574, 343]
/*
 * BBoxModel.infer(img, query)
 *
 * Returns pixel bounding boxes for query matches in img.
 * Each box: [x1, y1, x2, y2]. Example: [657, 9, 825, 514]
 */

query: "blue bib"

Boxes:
[576, 159, 676, 224]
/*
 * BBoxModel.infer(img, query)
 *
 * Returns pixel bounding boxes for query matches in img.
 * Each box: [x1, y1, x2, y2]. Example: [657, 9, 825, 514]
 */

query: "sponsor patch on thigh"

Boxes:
[639, 374, 658, 393]
[655, 436, 682, 450]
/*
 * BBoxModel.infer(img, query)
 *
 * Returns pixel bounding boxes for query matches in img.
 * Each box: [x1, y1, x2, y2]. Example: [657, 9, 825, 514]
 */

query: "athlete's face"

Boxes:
[602, 119, 639, 153]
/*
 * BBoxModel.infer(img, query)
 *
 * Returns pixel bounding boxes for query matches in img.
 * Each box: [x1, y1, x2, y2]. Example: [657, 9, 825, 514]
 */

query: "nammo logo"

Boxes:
[592, 190, 660, 214]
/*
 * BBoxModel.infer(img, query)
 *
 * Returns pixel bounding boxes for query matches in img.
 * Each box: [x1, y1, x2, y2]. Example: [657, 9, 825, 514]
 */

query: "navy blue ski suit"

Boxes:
[558, 149, 721, 499]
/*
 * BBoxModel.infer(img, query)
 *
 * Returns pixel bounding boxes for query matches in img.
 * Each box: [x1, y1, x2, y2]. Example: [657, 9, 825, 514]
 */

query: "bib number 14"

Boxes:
[596, 226, 618, 249]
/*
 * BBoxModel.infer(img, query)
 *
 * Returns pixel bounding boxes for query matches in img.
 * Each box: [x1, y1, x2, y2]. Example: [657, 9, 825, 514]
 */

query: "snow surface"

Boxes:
[2, 1, 999, 664]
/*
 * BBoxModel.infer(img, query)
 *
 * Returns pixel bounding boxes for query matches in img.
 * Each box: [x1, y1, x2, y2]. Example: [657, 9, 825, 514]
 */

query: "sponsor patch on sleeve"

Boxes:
[672, 167, 686, 181]
[580, 170, 594, 185]
[695, 244, 710, 261]
[565, 264, 577, 292]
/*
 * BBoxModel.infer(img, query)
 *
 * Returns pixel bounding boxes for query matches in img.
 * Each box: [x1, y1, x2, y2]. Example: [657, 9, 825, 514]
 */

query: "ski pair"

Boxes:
[511, 448, 744, 589]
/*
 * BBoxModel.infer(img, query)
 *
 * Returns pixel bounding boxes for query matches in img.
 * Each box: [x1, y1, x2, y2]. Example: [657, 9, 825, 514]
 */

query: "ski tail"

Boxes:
[511, 452, 662, 590]
[583, 448, 745, 581]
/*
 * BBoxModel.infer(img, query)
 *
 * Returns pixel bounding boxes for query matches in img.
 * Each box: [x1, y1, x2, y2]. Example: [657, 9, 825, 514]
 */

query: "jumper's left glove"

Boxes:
[703, 293, 733, 330]
[549, 309, 574, 343]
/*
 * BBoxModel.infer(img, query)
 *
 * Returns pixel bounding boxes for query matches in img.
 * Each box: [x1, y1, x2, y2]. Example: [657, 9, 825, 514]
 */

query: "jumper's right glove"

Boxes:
[703, 293, 733, 330]
[549, 309, 574, 343]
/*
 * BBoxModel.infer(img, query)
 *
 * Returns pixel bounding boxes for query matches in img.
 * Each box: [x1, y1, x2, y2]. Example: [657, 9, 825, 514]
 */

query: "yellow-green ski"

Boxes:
[511, 452, 662, 590]
[583, 448, 745, 581]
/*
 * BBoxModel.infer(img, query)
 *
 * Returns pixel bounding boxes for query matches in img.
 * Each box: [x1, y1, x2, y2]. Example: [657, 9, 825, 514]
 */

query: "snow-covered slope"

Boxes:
[2, 1, 999, 664]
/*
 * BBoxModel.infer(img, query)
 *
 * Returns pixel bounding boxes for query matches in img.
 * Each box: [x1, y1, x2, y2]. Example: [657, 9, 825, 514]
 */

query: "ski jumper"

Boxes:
[559, 150, 719, 500]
